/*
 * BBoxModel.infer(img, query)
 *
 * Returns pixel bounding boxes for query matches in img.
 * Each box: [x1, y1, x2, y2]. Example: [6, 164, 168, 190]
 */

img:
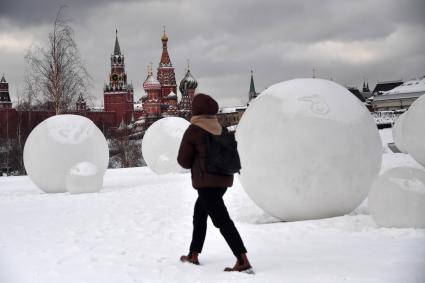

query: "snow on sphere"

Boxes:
[142, 117, 190, 174]
[368, 167, 425, 228]
[392, 112, 407, 153]
[236, 78, 382, 221]
[66, 162, 103, 194]
[403, 95, 425, 166]
[23, 115, 109, 193]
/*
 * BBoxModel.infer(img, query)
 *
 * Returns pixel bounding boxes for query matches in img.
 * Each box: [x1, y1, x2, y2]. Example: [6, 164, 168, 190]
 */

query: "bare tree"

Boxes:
[109, 134, 144, 168]
[25, 6, 91, 114]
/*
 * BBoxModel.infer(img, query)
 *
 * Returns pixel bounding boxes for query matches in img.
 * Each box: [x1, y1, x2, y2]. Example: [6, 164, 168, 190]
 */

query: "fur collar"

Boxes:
[190, 115, 222, 135]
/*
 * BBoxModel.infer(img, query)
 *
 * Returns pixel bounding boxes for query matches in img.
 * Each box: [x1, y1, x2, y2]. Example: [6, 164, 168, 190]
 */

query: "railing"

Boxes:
[371, 111, 398, 125]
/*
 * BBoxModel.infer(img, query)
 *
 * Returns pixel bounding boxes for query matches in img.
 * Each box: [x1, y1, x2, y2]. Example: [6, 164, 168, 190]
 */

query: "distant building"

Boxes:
[371, 79, 403, 96]
[371, 76, 425, 111]
[361, 80, 372, 99]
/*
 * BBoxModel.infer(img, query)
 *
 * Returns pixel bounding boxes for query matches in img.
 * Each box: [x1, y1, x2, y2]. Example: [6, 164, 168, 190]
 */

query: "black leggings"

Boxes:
[189, 187, 247, 257]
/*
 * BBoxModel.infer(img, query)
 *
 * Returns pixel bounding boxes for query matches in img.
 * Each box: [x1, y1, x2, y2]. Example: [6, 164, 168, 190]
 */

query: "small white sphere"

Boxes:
[24, 115, 109, 193]
[236, 78, 382, 221]
[66, 162, 103, 194]
[392, 113, 407, 153]
[368, 167, 425, 228]
[403, 95, 425, 166]
[142, 117, 190, 174]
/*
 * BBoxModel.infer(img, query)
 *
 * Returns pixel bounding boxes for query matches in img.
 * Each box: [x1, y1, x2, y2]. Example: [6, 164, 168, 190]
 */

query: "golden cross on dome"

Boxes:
[161, 25, 168, 41]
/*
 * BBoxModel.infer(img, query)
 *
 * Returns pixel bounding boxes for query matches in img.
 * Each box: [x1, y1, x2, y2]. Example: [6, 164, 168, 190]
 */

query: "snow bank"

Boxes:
[0, 129, 424, 283]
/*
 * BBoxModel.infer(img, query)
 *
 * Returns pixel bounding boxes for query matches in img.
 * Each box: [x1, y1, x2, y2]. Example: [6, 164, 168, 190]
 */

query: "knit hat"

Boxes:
[191, 93, 219, 115]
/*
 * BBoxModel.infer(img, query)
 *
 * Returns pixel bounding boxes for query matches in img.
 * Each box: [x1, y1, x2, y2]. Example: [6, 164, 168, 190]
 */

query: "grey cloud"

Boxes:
[0, 0, 138, 25]
[1, 0, 424, 107]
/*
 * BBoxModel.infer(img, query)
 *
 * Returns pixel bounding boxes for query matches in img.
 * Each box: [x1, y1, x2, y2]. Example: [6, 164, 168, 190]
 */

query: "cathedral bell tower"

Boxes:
[157, 28, 177, 100]
[103, 30, 134, 127]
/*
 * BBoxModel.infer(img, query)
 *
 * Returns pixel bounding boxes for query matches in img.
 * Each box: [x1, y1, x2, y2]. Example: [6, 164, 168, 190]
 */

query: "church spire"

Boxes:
[248, 70, 258, 103]
[114, 29, 121, 55]
[363, 78, 370, 92]
[159, 26, 171, 66]
[249, 70, 256, 95]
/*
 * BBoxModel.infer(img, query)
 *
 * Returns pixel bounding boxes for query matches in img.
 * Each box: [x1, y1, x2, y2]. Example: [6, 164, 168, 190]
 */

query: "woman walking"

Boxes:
[177, 93, 253, 272]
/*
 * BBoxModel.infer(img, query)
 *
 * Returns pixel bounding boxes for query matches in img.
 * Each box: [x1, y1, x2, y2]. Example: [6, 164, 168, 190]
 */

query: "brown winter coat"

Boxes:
[177, 115, 234, 189]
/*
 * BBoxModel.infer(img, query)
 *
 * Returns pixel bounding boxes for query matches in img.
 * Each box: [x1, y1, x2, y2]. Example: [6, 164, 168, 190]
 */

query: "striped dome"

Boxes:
[179, 69, 198, 95]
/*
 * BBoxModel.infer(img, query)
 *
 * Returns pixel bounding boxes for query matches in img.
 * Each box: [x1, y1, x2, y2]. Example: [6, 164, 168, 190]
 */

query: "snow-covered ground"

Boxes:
[0, 129, 424, 283]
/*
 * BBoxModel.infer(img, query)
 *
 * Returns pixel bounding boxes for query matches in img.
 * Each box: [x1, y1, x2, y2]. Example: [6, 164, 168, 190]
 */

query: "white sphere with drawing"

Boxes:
[236, 78, 382, 221]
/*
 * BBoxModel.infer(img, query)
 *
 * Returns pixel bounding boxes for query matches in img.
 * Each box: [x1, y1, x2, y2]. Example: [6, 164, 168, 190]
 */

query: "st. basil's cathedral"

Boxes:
[100, 29, 200, 131]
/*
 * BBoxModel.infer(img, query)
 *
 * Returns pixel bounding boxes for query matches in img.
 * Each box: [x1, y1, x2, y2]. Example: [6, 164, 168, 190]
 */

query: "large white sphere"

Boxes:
[236, 78, 382, 221]
[403, 95, 425, 166]
[392, 113, 407, 153]
[24, 115, 109, 193]
[368, 167, 425, 228]
[142, 117, 190, 174]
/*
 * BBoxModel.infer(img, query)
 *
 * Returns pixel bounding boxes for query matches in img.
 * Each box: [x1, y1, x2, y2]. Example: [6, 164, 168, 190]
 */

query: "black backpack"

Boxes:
[205, 128, 241, 176]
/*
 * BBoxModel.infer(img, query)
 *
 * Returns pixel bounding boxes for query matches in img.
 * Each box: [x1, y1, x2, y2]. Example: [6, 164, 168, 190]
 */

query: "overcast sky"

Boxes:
[1, 0, 424, 107]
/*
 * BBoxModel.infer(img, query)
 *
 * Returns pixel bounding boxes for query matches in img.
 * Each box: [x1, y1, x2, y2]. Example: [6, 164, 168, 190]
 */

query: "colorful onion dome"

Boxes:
[179, 69, 198, 95]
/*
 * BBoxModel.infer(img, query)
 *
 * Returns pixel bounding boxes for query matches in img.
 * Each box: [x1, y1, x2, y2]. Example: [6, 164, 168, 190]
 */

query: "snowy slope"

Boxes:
[0, 129, 424, 283]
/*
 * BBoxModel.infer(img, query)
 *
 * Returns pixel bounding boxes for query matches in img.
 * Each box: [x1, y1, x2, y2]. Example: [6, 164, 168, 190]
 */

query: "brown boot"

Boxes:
[180, 252, 200, 265]
[224, 253, 253, 273]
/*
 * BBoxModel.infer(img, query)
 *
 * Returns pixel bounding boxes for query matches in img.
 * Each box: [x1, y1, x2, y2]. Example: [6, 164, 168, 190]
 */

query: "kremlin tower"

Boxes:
[75, 93, 87, 111]
[103, 30, 134, 126]
[0, 75, 12, 109]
